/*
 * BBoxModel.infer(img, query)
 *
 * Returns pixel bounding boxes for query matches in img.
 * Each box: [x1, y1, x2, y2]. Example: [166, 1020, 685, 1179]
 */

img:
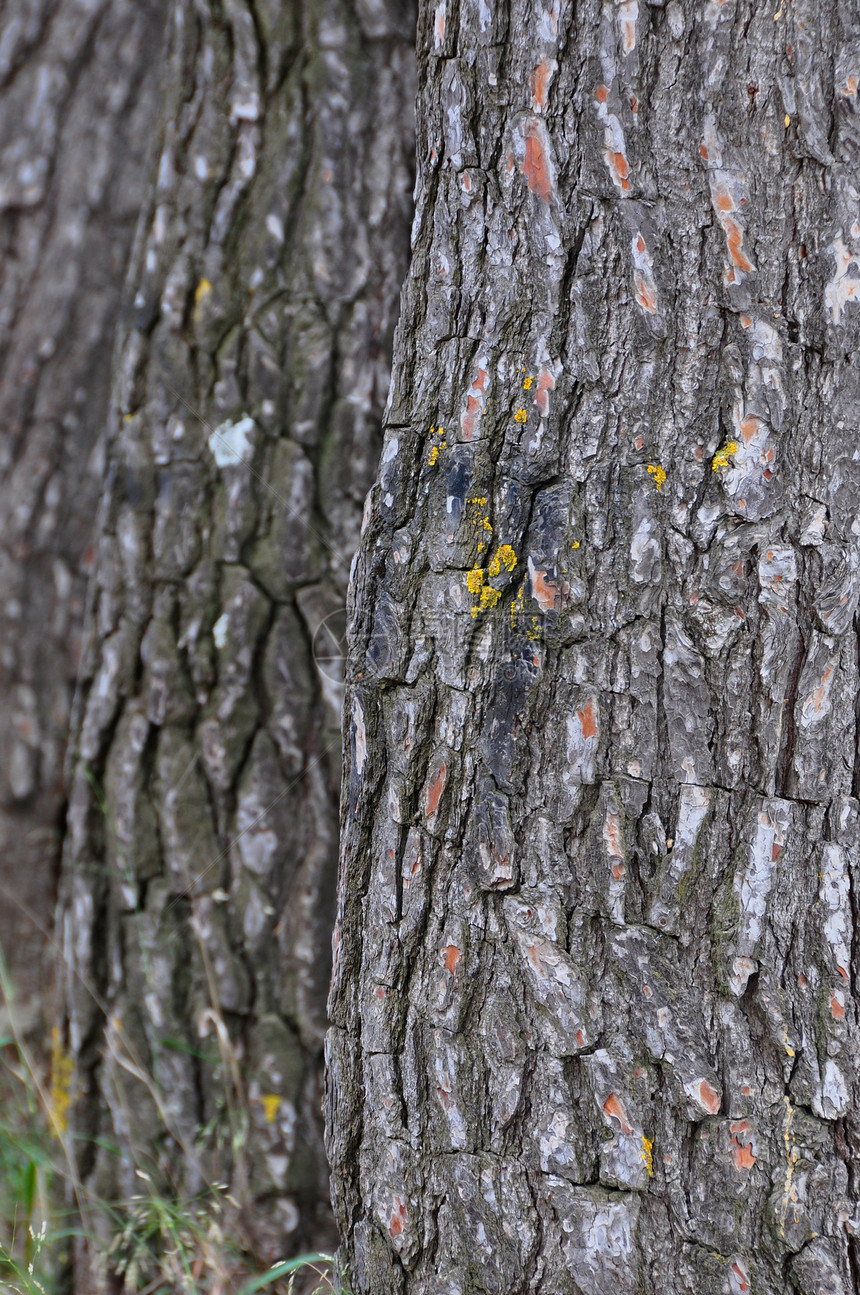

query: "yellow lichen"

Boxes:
[428, 445, 440, 466]
[646, 463, 666, 491]
[571, 540, 580, 549]
[480, 586, 501, 610]
[712, 441, 738, 471]
[510, 580, 526, 629]
[261, 1094, 282, 1124]
[523, 376, 534, 390]
[641, 1134, 654, 1177]
[194, 278, 212, 313]
[50, 1027, 73, 1138]
[467, 567, 485, 594]
[488, 545, 517, 577]
[514, 408, 528, 424]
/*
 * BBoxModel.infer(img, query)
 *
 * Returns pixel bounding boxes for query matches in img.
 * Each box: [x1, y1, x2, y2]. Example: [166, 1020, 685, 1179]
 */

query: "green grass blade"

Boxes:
[235, 1252, 335, 1294]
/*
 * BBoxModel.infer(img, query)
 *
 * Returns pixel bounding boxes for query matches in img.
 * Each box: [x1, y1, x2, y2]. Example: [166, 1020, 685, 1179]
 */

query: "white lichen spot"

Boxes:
[353, 697, 367, 776]
[825, 234, 860, 325]
[212, 613, 230, 649]
[209, 414, 255, 467]
[266, 213, 284, 242]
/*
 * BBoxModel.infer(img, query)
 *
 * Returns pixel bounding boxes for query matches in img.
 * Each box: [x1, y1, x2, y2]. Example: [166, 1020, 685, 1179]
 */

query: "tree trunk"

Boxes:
[55, 0, 415, 1282]
[328, 2, 860, 1292]
[0, 0, 167, 1028]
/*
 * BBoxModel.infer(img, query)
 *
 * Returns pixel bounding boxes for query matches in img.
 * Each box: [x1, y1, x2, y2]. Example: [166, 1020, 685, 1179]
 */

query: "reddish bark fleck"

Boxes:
[831, 994, 845, 1020]
[531, 567, 559, 611]
[531, 61, 551, 112]
[577, 700, 598, 740]
[594, 83, 608, 103]
[724, 216, 754, 272]
[443, 944, 460, 974]
[523, 127, 552, 202]
[604, 810, 623, 859]
[634, 271, 657, 313]
[535, 367, 555, 415]
[696, 1079, 721, 1114]
[425, 761, 447, 817]
[603, 1093, 633, 1134]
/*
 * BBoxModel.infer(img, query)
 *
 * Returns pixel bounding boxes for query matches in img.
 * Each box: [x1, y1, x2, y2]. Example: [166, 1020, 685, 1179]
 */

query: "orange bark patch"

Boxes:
[594, 83, 608, 103]
[699, 143, 709, 160]
[739, 415, 758, 442]
[576, 1029, 585, 1047]
[603, 1093, 633, 1134]
[730, 1259, 750, 1293]
[634, 271, 657, 313]
[532, 61, 551, 111]
[729, 1123, 756, 1170]
[724, 216, 754, 272]
[843, 75, 858, 96]
[635, 234, 646, 253]
[435, 7, 445, 43]
[577, 700, 598, 740]
[443, 944, 461, 974]
[523, 130, 552, 202]
[531, 567, 559, 611]
[535, 366, 555, 415]
[696, 1079, 721, 1114]
[462, 393, 481, 440]
[425, 761, 447, 817]
[771, 842, 782, 861]
[604, 810, 623, 859]
[831, 994, 845, 1020]
[716, 192, 735, 212]
[606, 150, 630, 191]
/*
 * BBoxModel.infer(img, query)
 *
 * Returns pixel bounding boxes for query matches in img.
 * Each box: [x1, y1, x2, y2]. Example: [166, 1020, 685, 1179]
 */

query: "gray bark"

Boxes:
[55, 0, 415, 1283]
[328, 2, 860, 1293]
[0, 0, 167, 1025]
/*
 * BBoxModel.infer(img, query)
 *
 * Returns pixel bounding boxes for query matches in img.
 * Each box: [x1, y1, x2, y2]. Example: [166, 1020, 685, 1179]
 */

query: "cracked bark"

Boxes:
[0, 0, 167, 1025]
[54, 0, 415, 1284]
[328, 2, 860, 1293]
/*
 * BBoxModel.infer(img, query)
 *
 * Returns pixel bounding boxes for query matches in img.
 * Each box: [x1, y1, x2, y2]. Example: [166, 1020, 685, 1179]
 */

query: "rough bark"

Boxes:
[55, 0, 415, 1280]
[0, 0, 167, 1025]
[328, 2, 860, 1292]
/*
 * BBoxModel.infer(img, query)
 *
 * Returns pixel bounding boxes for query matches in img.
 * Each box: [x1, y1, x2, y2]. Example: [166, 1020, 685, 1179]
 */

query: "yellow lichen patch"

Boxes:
[194, 278, 212, 314]
[480, 586, 501, 610]
[50, 1027, 73, 1138]
[488, 545, 517, 578]
[467, 567, 485, 595]
[641, 1134, 654, 1177]
[482, 518, 493, 531]
[712, 441, 738, 471]
[523, 376, 534, 390]
[510, 579, 526, 629]
[428, 445, 440, 466]
[646, 463, 666, 491]
[514, 408, 528, 423]
[571, 540, 580, 549]
[262, 1093, 282, 1124]
[526, 615, 542, 641]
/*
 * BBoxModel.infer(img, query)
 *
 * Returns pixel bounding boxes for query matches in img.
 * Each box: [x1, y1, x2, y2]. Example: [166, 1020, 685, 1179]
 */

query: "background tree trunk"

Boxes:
[0, 0, 167, 1030]
[55, 0, 415, 1283]
[328, 2, 860, 1292]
